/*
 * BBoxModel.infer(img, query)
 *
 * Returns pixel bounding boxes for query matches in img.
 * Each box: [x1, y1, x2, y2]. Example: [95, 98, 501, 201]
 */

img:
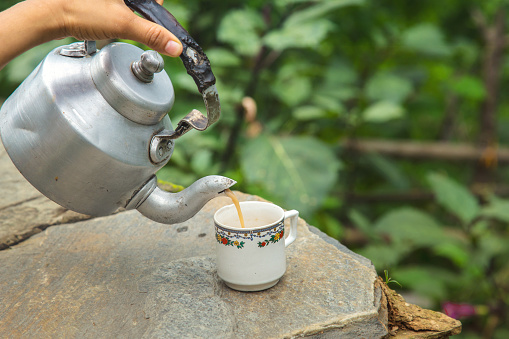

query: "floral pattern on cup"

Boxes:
[258, 229, 284, 247]
[216, 233, 245, 249]
[214, 221, 284, 249]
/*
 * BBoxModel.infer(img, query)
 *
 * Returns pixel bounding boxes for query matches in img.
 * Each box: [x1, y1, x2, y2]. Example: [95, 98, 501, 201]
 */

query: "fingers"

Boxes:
[126, 14, 182, 57]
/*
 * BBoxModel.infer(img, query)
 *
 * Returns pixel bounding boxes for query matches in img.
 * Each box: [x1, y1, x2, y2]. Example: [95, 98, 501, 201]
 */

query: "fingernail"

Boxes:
[164, 40, 182, 57]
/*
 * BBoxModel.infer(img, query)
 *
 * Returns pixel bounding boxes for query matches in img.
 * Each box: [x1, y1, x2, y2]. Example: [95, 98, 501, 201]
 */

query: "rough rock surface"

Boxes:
[0, 191, 388, 338]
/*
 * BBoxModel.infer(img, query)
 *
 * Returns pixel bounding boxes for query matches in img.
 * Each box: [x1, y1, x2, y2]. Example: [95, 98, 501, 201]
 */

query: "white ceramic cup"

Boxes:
[214, 201, 298, 292]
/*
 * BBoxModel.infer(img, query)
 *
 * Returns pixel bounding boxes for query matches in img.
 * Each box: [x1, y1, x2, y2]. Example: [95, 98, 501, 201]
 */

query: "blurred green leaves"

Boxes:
[427, 172, 480, 225]
[272, 64, 312, 107]
[481, 196, 509, 223]
[365, 73, 413, 103]
[374, 207, 445, 247]
[402, 23, 452, 57]
[355, 167, 509, 309]
[362, 101, 404, 123]
[218, 8, 265, 56]
[449, 75, 486, 101]
[241, 134, 341, 216]
[263, 19, 334, 51]
[265, 0, 364, 51]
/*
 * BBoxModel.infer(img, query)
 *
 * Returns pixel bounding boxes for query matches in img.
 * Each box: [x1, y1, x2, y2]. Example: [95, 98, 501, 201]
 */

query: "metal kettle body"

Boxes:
[0, 1, 234, 224]
[1, 42, 175, 216]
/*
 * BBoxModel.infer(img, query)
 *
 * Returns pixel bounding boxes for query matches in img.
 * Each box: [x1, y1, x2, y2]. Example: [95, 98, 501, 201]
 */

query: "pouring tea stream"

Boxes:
[0, 0, 235, 224]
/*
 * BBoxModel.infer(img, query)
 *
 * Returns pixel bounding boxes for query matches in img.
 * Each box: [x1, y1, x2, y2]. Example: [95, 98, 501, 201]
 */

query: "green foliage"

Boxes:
[355, 172, 509, 334]
[362, 101, 405, 123]
[374, 207, 445, 247]
[266, 0, 365, 51]
[449, 75, 486, 101]
[401, 23, 452, 57]
[218, 8, 265, 56]
[481, 196, 509, 222]
[427, 172, 480, 225]
[384, 270, 402, 288]
[365, 73, 413, 103]
[241, 134, 341, 216]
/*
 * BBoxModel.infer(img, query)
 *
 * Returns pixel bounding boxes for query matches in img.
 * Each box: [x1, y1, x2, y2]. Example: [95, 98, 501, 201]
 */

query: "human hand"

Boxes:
[0, 0, 183, 69]
[51, 0, 183, 57]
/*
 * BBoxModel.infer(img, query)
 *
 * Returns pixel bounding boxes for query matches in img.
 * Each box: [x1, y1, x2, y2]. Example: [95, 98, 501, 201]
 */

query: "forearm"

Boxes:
[0, 0, 62, 70]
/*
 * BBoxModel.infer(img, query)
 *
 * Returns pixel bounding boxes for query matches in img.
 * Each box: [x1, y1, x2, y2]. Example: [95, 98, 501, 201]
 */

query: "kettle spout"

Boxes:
[136, 175, 236, 224]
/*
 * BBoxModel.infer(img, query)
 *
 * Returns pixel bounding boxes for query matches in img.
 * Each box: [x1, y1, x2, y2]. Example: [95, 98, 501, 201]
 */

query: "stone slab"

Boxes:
[0, 193, 387, 338]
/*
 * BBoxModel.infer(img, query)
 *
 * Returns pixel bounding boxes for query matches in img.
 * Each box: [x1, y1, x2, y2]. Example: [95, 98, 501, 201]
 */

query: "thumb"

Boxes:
[126, 15, 183, 57]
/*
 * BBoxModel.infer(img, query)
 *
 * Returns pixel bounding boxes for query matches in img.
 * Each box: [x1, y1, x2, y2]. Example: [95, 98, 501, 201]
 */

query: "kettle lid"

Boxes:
[91, 42, 174, 125]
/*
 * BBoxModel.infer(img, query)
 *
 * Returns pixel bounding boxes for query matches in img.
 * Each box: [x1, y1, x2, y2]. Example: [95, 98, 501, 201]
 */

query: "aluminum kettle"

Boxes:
[0, 0, 235, 224]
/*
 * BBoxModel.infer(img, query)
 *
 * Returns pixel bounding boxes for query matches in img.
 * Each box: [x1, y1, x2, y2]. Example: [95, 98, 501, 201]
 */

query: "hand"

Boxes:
[0, 0, 183, 70]
[53, 0, 182, 57]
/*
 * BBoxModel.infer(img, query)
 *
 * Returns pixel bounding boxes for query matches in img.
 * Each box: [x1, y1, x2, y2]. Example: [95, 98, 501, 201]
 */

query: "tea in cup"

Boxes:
[214, 201, 298, 291]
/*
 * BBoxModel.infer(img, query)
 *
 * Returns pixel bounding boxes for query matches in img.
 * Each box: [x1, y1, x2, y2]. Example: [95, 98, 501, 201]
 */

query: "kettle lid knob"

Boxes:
[90, 43, 174, 125]
[132, 50, 164, 83]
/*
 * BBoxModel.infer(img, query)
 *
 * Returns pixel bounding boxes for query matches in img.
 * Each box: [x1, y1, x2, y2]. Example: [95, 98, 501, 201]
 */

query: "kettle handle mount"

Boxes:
[123, 0, 220, 139]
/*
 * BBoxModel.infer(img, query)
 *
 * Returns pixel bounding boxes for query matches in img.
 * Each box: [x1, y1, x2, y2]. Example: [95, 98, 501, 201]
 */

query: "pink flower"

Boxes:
[442, 302, 476, 319]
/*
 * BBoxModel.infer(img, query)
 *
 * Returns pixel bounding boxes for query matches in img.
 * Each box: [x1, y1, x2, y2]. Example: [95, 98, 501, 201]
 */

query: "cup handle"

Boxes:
[284, 210, 298, 247]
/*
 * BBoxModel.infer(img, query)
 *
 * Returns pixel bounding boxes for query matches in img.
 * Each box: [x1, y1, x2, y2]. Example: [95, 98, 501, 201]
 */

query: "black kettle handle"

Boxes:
[124, 0, 220, 136]
[124, 0, 215, 92]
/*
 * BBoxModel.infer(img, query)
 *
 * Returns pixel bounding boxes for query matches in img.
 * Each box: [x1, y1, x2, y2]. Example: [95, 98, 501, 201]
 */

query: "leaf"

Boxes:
[453, 40, 479, 68]
[292, 106, 328, 120]
[433, 242, 469, 268]
[190, 149, 214, 175]
[265, 0, 364, 51]
[402, 23, 452, 57]
[206, 48, 241, 67]
[162, 2, 190, 28]
[364, 153, 410, 190]
[156, 166, 196, 187]
[449, 75, 486, 101]
[285, 0, 365, 26]
[358, 244, 411, 268]
[324, 59, 358, 86]
[316, 59, 359, 105]
[348, 209, 381, 240]
[373, 207, 445, 247]
[365, 73, 413, 103]
[393, 266, 454, 300]
[264, 19, 335, 51]
[320, 213, 344, 239]
[275, 0, 363, 7]
[241, 134, 342, 217]
[174, 72, 200, 93]
[218, 9, 265, 56]
[427, 172, 480, 225]
[312, 94, 345, 113]
[275, 0, 308, 6]
[481, 196, 509, 223]
[272, 64, 312, 106]
[480, 233, 509, 257]
[362, 101, 405, 123]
